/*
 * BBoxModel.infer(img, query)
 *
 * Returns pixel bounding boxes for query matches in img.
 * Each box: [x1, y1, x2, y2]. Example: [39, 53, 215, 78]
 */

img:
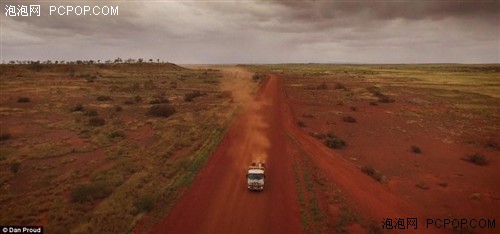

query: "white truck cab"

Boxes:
[247, 162, 265, 191]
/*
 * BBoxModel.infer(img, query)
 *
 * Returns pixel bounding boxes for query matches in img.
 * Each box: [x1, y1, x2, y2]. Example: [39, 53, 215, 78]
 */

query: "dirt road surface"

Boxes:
[150, 74, 443, 234]
[150, 75, 304, 234]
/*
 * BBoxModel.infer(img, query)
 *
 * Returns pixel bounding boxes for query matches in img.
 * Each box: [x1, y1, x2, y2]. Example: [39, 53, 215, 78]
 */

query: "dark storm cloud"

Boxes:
[1, 0, 499, 63]
[272, 0, 499, 21]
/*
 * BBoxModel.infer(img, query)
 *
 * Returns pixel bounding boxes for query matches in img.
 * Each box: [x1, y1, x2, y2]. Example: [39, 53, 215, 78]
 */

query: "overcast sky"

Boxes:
[1, 0, 499, 63]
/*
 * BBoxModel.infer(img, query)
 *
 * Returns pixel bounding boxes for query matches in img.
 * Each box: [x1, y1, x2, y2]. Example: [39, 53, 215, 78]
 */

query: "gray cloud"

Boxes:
[272, 1, 499, 22]
[1, 0, 499, 63]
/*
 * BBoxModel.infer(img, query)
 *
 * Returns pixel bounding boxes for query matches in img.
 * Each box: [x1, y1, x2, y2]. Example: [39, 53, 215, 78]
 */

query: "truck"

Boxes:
[247, 162, 265, 191]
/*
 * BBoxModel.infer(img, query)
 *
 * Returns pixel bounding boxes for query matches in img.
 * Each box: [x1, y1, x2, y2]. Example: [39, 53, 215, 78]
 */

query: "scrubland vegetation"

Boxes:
[246, 63, 499, 233]
[1, 62, 498, 233]
[0, 62, 240, 233]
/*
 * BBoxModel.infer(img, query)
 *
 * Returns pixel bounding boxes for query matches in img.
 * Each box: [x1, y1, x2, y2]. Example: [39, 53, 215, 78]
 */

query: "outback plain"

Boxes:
[0, 63, 499, 233]
[0, 63, 243, 233]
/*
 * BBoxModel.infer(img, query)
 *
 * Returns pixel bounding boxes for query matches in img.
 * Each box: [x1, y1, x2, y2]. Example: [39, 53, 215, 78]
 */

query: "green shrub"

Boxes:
[29, 63, 44, 72]
[108, 131, 125, 139]
[316, 83, 328, 90]
[86, 76, 96, 83]
[134, 96, 143, 103]
[143, 80, 156, 90]
[71, 183, 112, 202]
[326, 132, 337, 138]
[324, 134, 346, 149]
[10, 161, 20, 174]
[377, 94, 395, 103]
[252, 73, 265, 81]
[147, 104, 176, 118]
[170, 81, 177, 89]
[83, 108, 98, 116]
[361, 166, 384, 182]
[367, 86, 394, 103]
[411, 146, 421, 154]
[0, 133, 12, 141]
[464, 153, 489, 166]
[217, 91, 233, 99]
[149, 97, 169, 104]
[88, 117, 105, 126]
[366, 86, 381, 94]
[17, 97, 30, 103]
[70, 103, 84, 112]
[415, 182, 429, 190]
[334, 82, 347, 90]
[184, 91, 205, 102]
[68, 69, 76, 77]
[342, 116, 356, 123]
[134, 195, 154, 213]
[96, 95, 112, 101]
[485, 140, 499, 150]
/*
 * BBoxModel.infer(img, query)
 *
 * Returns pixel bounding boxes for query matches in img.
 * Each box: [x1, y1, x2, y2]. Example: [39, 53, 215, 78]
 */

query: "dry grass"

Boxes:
[245, 63, 499, 233]
[0, 63, 240, 233]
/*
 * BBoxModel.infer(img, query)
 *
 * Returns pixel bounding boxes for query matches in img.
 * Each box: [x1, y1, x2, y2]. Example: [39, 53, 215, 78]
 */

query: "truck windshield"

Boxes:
[248, 173, 264, 180]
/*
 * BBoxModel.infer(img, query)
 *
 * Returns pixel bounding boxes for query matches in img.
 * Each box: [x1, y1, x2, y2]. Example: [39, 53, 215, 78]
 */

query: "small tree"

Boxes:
[147, 105, 176, 118]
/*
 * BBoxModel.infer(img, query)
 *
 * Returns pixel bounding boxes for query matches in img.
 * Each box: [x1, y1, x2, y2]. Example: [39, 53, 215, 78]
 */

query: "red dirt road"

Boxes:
[150, 76, 304, 234]
[150, 74, 444, 234]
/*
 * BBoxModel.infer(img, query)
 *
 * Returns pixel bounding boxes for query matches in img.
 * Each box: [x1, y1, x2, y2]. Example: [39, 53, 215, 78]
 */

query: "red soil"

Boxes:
[149, 74, 497, 234]
[150, 75, 303, 234]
